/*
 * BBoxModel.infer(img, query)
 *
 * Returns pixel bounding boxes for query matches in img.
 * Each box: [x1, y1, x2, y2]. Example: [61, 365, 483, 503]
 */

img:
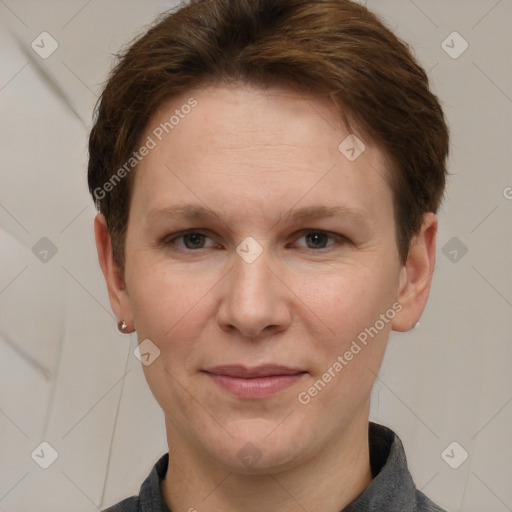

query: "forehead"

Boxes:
[131, 83, 395, 227]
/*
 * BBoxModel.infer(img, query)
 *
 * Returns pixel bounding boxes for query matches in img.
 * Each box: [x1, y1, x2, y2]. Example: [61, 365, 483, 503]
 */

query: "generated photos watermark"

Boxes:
[297, 301, 403, 405]
[93, 97, 198, 207]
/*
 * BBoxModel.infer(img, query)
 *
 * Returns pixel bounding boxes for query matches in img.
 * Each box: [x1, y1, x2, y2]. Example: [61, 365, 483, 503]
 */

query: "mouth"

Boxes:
[202, 365, 308, 399]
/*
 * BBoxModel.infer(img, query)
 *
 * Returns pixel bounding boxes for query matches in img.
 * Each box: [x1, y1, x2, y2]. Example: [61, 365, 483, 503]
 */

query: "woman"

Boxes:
[89, 0, 449, 510]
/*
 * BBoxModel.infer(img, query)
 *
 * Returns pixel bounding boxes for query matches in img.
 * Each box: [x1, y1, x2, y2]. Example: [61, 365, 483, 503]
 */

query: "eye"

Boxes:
[292, 230, 345, 250]
[163, 231, 216, 250]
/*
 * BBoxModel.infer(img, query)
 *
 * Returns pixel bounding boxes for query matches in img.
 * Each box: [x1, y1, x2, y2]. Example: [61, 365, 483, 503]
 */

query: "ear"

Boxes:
[392, 212, 437, 332]
[94, 213, 134, 332]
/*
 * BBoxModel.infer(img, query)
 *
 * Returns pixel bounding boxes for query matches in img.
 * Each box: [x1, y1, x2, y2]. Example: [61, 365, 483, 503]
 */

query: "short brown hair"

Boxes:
[88, 0, 449, 271]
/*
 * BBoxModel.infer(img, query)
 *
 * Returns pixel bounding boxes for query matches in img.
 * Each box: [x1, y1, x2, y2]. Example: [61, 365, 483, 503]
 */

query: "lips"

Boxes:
[203, 364, 305, 378]
[202, 365, 308, 399]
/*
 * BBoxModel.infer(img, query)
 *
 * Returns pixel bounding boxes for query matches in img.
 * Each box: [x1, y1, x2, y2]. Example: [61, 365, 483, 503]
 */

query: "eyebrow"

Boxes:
[146, 203, 372, 228]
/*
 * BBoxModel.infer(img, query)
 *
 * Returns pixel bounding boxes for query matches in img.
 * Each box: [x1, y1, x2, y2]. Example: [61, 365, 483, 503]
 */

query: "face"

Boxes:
[97, 83, 435, 474]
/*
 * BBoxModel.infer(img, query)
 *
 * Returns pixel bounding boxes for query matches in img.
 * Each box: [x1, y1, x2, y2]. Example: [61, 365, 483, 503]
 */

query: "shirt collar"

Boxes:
[342, 422, 417, 511]
[137, 422, 434, 512]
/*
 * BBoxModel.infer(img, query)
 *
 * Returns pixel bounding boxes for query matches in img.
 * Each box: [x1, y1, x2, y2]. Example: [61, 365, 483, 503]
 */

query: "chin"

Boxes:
[208, 418, 311, 474]
[219, 445, 304, 476]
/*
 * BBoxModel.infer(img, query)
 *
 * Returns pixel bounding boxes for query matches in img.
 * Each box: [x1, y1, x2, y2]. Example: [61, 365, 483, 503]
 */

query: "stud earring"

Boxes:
[117, 320, 128, 333]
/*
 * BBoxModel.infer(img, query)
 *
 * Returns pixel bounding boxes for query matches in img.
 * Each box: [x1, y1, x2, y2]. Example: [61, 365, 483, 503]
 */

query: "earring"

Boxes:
[117, 320, 128, 333]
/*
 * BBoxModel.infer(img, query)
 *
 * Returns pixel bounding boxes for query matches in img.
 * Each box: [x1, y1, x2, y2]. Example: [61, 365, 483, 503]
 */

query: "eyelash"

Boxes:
[162, 229, 348, 252]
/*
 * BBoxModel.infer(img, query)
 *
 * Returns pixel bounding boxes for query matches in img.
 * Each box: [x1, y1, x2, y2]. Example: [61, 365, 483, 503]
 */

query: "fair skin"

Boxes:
[95, 84, 437, 512]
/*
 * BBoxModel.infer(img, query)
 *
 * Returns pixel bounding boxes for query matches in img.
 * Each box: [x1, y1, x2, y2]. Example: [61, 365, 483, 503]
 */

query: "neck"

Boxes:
[162, 407, 373, 512]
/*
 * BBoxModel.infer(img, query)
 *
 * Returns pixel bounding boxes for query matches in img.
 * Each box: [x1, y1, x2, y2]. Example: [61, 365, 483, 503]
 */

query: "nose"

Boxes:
[216, 248, 292, 340]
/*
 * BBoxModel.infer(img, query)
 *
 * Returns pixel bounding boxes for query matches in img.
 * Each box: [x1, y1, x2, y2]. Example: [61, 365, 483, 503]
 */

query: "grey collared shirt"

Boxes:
[102, 422, 447, 512]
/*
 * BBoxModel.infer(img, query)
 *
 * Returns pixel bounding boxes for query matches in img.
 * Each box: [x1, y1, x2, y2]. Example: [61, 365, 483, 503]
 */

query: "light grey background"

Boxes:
[1, 1, 511, 511]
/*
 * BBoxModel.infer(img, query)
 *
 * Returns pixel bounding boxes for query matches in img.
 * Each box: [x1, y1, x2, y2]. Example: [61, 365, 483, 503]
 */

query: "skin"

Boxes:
[95, 83, 437, 512]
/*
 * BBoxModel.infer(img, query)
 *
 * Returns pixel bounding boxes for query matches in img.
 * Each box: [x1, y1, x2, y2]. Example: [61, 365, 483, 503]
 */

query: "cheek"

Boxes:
[126, 257, 223, 411]
[128, 261, 213, 417]
[127, 257, 214, 339]
[318, 266, 398, 388]
[303, 262, 397, 350]
[303, 267, 398, 406]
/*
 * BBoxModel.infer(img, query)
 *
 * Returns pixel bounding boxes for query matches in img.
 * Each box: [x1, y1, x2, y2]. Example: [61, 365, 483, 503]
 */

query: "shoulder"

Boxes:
[416, 489, 448, 512]
[101, 496, 139, 512]
[99, 452, 169, 512]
